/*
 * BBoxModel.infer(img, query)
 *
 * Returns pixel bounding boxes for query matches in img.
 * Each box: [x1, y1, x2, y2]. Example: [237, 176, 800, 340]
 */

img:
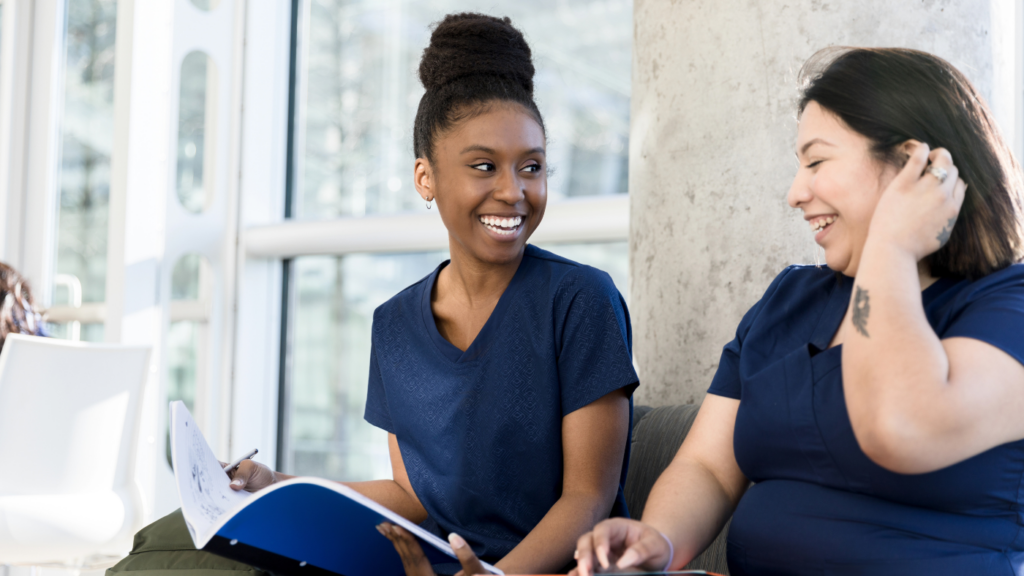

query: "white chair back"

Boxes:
[0, 334, 151, 562]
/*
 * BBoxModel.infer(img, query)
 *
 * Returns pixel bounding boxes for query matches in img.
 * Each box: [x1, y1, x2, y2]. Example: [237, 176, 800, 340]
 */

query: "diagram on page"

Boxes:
[187, 420, 233, 522]
[171, 401, 250, 544]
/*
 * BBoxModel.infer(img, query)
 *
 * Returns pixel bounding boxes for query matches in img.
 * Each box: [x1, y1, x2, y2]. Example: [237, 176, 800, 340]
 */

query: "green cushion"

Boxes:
[106, 509, 268, 576]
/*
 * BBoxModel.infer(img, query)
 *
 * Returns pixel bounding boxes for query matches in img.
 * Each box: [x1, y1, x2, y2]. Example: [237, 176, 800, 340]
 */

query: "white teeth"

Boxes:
[810, 216, 836, 232]
[479, 215, 523, 234]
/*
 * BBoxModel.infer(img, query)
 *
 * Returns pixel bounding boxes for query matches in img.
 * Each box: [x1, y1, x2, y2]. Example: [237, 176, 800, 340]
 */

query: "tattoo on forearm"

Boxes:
[852, 286, 871, 338]
[937, 216, 957, 248]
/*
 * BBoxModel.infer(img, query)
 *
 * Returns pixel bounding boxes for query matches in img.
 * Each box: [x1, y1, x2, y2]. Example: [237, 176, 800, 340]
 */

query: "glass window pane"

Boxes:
[167, 320, 200, 412]
[46, 321, 104, 342]
[286, 242, 627, 480]
[292, 0, 631, 220]
[167, 254, 211, 413]
[176, 51, 218, 213]
[54, 0, 118, 305]
[287, 251, 447, 480]
[189, 0, 221, 11]
[165, 254, 210, 466]
[171, 253, 204, 300]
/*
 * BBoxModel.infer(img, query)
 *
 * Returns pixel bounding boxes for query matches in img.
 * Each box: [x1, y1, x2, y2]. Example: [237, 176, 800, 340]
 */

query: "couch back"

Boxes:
[626, 404, 731, 575]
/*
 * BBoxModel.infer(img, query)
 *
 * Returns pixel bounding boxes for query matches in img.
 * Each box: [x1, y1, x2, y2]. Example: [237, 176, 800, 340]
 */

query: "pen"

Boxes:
[223, 448, 259, 472]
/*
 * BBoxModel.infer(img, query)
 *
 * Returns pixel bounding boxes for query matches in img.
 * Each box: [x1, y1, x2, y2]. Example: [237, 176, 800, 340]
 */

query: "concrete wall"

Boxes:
[630, 0, 1019, 406]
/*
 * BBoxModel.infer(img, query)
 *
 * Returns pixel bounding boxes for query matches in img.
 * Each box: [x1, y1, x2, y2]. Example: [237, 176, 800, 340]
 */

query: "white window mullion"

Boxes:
[229, 0, 293, 471]
[19, 0, 67, 305]
[0, 0, 35, 266]
[244, 195, 630, 258]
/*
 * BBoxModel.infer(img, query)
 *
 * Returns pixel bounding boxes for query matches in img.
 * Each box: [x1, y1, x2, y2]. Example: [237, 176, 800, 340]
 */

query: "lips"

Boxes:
[479, 215, 523, 236]
[808, 214, 837, 244]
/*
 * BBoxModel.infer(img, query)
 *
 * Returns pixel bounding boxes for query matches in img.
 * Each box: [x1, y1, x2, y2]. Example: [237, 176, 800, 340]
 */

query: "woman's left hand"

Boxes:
[869, 141, 967, 261]
[377, 522, 492, 576]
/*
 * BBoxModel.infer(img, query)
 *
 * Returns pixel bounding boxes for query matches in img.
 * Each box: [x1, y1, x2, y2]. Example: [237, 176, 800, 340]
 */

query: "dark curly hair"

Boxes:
[799, 47, 1024, 279]
[0, 262, 46, 350]
[413, 13, 545, 162]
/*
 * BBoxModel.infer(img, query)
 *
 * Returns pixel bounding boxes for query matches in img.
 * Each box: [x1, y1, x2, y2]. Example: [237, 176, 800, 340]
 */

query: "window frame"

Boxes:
[0, 0, 65, 300]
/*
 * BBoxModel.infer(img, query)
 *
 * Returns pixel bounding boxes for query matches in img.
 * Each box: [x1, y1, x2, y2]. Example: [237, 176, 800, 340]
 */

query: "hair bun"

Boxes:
[419, 13, 535, 95]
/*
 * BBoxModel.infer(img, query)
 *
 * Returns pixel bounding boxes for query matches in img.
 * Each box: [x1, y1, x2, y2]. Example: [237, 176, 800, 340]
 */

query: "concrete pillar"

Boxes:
[630, 0, 1021, 406]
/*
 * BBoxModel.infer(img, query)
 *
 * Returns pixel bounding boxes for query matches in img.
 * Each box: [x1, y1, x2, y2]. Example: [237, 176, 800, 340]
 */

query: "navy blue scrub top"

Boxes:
[708, 264, 1024, 575]
[364, 245, 639, 565]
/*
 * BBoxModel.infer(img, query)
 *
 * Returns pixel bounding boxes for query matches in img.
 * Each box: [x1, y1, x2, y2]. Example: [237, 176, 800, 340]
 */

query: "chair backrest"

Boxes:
[626, 404, 731, 575]
[0, 334, 150, 496]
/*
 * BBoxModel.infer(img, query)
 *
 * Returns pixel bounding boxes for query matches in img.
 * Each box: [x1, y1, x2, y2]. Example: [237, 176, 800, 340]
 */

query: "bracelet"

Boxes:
[657, 530, 675, 572]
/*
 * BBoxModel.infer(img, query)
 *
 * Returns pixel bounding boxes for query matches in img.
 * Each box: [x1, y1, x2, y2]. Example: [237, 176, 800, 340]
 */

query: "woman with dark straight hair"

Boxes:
[573, 47, 1024, 575]
[799, 47, 1024, 278]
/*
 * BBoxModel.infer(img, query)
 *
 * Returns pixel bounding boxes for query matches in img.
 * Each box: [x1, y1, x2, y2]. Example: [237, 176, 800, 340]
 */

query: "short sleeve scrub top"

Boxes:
[709, 264, 1024, 575]
[364, 245, 640, 569]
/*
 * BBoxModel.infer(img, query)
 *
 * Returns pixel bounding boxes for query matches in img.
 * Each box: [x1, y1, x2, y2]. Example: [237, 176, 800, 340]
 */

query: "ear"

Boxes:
[895, 139, 923, 166]
[414, 158, 433, 201]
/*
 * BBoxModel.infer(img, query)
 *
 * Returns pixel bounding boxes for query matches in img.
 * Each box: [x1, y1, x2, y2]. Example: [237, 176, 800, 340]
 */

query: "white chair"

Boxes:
[0, 334, 151, 564]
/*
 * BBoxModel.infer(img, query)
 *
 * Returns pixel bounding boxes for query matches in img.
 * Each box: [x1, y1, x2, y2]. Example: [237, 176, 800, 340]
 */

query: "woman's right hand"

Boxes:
[224, 460, 278, 492]
[570, 518, 672, 576]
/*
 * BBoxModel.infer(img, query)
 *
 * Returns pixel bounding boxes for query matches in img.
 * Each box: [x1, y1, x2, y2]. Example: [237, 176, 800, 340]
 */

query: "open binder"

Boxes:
[169, 401, 503, 576]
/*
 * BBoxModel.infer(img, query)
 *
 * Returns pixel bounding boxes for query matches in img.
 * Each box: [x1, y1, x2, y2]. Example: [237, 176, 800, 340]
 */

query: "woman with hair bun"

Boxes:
[573, 46, 1024, 576]
[229, 12, 638, 575]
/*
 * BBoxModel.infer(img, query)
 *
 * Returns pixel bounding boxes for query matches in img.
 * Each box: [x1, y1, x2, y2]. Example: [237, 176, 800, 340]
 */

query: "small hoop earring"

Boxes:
[425, 197, 433, 209]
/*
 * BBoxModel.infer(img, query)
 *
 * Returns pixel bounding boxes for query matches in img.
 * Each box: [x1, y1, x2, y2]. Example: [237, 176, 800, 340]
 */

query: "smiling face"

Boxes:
[414, 103, 547, 266]
[789, 101, 901, 276]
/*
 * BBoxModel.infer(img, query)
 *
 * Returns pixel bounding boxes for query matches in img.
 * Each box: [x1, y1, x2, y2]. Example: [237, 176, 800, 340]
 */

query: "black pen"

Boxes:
[222, 448, 258, 471]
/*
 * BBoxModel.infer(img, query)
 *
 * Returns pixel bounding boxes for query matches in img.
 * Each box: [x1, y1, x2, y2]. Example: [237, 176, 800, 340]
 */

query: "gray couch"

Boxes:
[625, 404, 731, 575]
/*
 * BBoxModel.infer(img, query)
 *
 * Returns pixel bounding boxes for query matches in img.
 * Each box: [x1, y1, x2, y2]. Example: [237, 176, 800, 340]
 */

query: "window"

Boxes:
[277, 0, 633, 480]
[47, 0, 118, 342]
[292, 0, 630, 221]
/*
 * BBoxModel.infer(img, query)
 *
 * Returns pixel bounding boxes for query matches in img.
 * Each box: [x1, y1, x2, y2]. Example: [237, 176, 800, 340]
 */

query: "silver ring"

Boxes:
[926, 166, 948, 184]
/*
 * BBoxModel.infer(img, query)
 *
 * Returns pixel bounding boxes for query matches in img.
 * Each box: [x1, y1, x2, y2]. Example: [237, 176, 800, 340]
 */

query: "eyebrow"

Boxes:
[459, 144, 546, 156]
[798, 138, 835, 156]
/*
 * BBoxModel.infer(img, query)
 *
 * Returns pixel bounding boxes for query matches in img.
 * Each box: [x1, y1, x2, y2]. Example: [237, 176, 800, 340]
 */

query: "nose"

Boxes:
[493, 166, 526, 205]
[787, 170, 812, 209]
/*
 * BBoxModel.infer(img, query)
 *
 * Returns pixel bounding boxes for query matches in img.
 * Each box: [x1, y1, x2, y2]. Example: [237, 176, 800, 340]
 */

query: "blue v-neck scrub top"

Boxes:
[709, 264, 1024, 575]
[364, 245, 640, 565]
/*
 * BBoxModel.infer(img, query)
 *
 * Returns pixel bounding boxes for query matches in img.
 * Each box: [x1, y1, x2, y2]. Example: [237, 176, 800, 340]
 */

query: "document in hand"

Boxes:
[169, 401, 503, 576]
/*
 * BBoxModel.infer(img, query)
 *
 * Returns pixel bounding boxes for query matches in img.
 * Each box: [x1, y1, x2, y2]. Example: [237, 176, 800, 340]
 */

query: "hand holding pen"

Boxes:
[223, 448, 258, 472]
[219, 448, 294, 493]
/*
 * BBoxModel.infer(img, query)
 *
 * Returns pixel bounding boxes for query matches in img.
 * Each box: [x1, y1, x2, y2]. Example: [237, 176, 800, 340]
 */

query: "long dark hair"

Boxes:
[413, 13, 545, 162]
[799, 47, 1024, 279]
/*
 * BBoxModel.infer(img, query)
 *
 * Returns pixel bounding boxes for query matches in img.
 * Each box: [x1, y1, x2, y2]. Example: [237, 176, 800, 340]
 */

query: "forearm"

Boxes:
[343, 479, 428, 523]
[844, 239, 950, 465]
[641, 456, 744, 569]
[496, 492, 614, 574]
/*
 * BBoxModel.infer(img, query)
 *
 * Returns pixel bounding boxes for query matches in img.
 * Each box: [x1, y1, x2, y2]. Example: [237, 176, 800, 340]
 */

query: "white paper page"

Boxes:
[170, 401, 251, 546]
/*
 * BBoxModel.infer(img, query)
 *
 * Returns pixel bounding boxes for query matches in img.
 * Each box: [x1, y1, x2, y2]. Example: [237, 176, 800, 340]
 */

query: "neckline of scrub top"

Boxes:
[808, 273, 962, 354]
[419, 247, 533, 364]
